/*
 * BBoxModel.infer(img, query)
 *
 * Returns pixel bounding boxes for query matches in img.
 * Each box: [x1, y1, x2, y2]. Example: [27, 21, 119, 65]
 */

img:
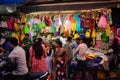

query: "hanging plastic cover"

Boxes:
[0, 0, 25, 5]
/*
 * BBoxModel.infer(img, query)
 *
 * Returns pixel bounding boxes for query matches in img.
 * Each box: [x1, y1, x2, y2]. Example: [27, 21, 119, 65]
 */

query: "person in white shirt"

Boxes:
[74, 38, 88, 80]
[9, 37, 28, 80]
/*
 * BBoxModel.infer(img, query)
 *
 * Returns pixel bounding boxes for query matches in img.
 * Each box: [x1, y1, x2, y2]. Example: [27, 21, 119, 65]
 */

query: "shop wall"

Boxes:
[111, 8, 120, 28]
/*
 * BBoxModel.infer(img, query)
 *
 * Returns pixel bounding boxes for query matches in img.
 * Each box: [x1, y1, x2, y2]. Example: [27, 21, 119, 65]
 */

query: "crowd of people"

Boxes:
[0, 33, 120, 80]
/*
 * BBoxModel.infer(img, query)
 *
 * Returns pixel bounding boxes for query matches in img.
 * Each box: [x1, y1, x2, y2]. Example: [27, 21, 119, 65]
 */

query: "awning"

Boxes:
[18, 1, 120, 13]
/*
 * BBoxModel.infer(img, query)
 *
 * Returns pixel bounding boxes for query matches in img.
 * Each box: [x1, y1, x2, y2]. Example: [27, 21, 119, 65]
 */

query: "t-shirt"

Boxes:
[21, 38, 31, 54]
[9, 46, 28, 75]
[75, 43, 88, 61]
[96, 32, 102, 40]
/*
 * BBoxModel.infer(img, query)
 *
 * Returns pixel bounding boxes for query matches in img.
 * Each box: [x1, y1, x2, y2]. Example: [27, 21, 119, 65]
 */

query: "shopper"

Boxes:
[112, 37, 120, 69]
[74, 38, 88, 80]
[29, 40, 47, 73]
[44, 40, 54, 74]
[9, 37, 28, 80]
[52, 40, 67, 80]
[64, 36, 73, 79]
[2, 37, 11, 53]
[75, 38, 81, 45]
[21, 33, 31, 69]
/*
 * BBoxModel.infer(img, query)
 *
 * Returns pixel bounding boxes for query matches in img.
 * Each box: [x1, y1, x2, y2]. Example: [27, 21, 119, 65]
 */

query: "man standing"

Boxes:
[64, 36, 73, 79]
[74, 38, 88, 80]
[21, 34, 31, 69]
[9, 37, 28, 80]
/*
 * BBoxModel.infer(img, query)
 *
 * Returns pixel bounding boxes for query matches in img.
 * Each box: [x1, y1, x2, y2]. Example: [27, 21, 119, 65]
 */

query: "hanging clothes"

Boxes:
[71, 15, 76, 35]
[91, 29, 96, 46]
[105, 25, 110, 37]
[107, 9, 112, 25]
[80, 12, 85, 28]
[23, 25, 29, 34]
[64, 14, 71, 33]
[39, 17, 46, 29]
[98, 15, 108, 29]
[74, 13, 81, 32]
[85, 29, 91, 38]
[7, 18, 14, 29]
[84, 12, 91, 28]
[101, 31, 108, 43]
[21, 15, 27, 23]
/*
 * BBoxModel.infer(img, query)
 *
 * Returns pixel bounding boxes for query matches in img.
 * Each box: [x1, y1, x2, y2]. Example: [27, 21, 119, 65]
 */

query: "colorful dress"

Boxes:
[53, 48, 67, 80]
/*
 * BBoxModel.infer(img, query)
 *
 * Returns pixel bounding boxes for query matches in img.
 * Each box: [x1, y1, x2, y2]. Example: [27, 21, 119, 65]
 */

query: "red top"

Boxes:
[29, 45, 47, 73]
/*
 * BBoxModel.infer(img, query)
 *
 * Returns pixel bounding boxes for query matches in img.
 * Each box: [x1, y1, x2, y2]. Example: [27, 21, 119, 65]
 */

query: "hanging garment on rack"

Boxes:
[54, 27, 58, 36]
[74, 13, 81, 32]
[84, 12, 91, 28]
[64, 14, 71, 33]
[32, 23, 40, 35]
[49, 26, 55, 33]
[91, 29, 96, 39]
[74, 33, 79, 39]
[90, 18, 95, 30]
[107, 9, 112, 25]
[14, 23, 19, 31]
[7, 18, 14, 29]
[105, 25, 110, 37]
[46, 16, 53, 26]
[60, 25, 65, 34]
[26, 14, 32, 24]
[101, 31, 108, 43]
[80, 12, 85, 28]
[39, 17, 46, 29]
[91, 29, 96, 46]
[71, 15, 76, 35]
[21, 15, 27, 23]
[85, 29, 91, 38]
[79, 28, 86, 39]
[0, 21, 7, 28]
[23, 25, 29, 34]
[94, 40, 102, 49]
[98, 15, 108, 29]
[96, 31, 102, 41]
[39, 22, 46, 29]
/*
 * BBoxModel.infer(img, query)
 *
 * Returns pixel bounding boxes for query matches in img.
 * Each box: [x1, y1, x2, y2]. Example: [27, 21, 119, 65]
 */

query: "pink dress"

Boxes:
[29, 46, 47, 73]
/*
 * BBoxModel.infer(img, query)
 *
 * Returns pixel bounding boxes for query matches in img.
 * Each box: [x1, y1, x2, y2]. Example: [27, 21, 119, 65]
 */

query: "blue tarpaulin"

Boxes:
[0, 0, 25, 5]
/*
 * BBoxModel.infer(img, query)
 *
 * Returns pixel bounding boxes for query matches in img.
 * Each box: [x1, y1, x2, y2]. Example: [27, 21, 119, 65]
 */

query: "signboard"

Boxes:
[26, 0, 115, 2]
[0, 0, 25, 5]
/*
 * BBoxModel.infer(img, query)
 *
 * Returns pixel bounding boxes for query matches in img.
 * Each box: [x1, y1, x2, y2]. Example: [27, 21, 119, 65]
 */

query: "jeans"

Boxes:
[73, 60, 86, 80]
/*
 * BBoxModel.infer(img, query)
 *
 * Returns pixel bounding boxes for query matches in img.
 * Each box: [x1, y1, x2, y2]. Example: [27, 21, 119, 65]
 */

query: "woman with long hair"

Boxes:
[29, 39, 47, 73]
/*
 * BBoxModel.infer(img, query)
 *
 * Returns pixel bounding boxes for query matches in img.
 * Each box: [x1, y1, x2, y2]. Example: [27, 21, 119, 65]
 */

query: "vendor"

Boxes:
[21, 33, 32, 70]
